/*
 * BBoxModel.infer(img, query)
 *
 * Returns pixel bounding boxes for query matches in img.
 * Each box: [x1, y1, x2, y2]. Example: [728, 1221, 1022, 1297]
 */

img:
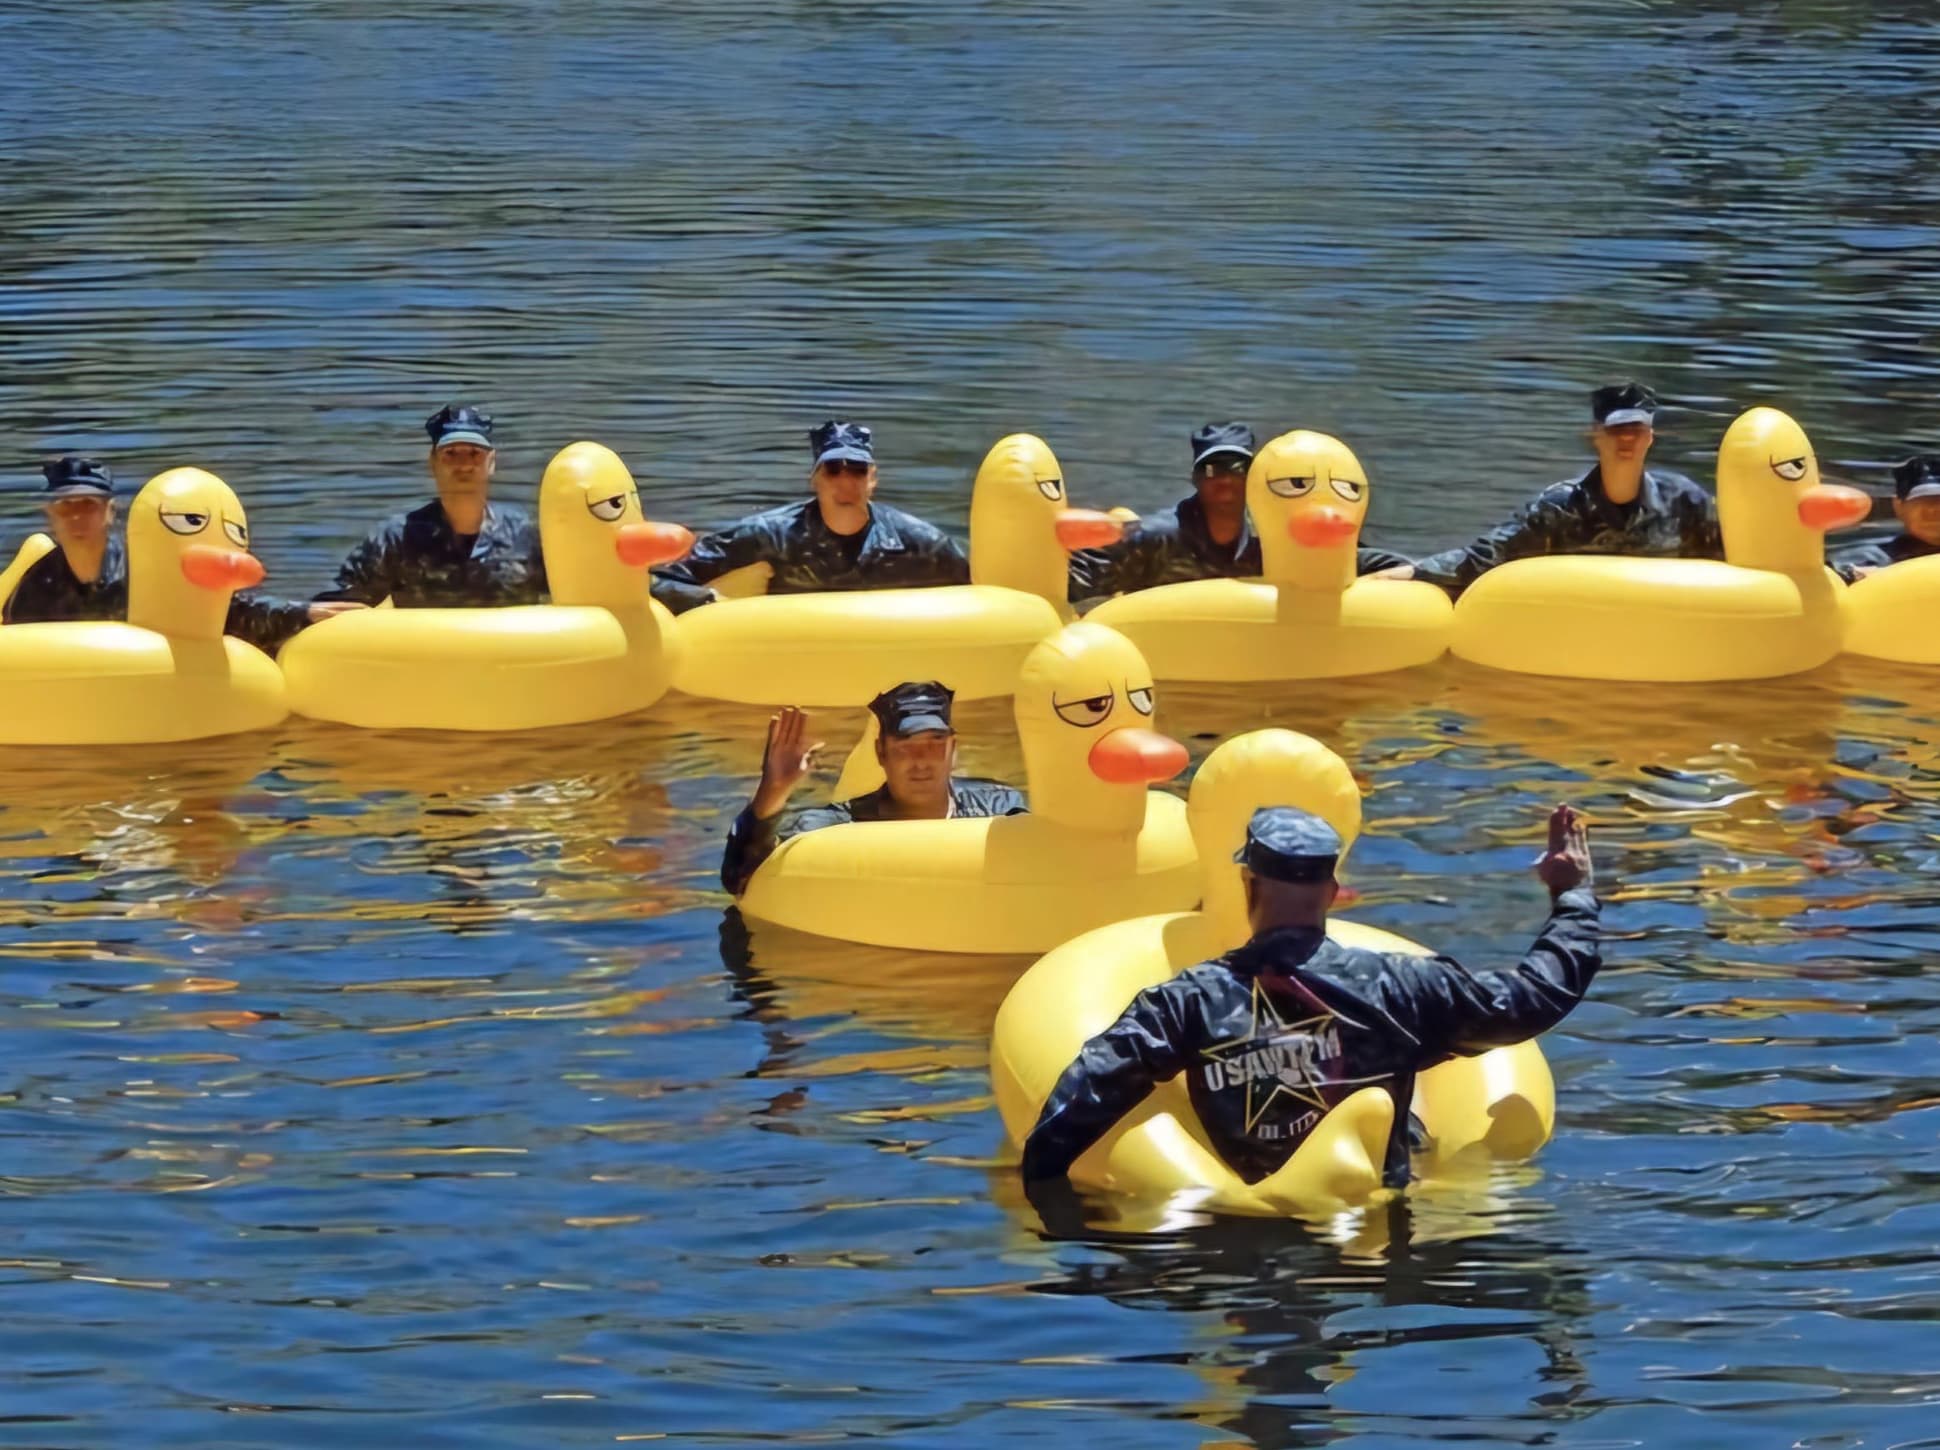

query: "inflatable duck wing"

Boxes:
[738, 622, 1198, 954]
[0, 469, 285, 745]
[1452, 407, 1870, 681]
[671, 434, 1122, 707]
[992, 727, 1555, 1218]
[281, 442, 693, 731]
[1088, 431, 1451, 681]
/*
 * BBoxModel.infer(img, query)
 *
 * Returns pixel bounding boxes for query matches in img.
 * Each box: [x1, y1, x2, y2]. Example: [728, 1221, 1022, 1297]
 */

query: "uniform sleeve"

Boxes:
[319, 525, 400, 606]
[1067, 528, 1161, 602]
[1330, 889, 1602, 1068]
[1021, 982, 1200, 1180]
[656, 520, 774, 589]
[224, 592, 312, 655]
[1411, 497, 1568, 595]
[916, 527, 971, 585]
[650, 573, 718, 614]
[1356, 544, 1414, 575]
[1683, 488, 1726, 560]
[1828, 540, 1895, 583]
[719, 800, 853, 895]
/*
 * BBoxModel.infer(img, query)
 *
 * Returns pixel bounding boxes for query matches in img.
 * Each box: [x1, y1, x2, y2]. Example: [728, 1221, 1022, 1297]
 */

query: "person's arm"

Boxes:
[720, 707, 825, 894]
[651, 573, 718, 614]
[316, 524, 400, 606]
[224, 592, 314, 655]
[915, 526, 971, 586]
[1683, 484, 1726, 560]
[656, 519, 769, 590]
[1021, 981, 1198, 1180]
[1411, 495, 1570, 595]
[1828, 540, 1893, 583]
[1067, 526, 1162, 602]
[1355, 544, 1415, 578]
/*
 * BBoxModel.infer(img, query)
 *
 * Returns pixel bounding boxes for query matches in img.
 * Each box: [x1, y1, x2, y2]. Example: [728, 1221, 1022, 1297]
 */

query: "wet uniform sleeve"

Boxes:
[1067, 528, 1164, 602]
[1828, 539, 1896, 584]
[1356, 544, 1414, 575]
[656, 520, 779, 592]
[910, 524, 971, 585]
[650, 573, 718, 614]
[1412, 496, 1572, 595]
[224, 592, 313, 655]
[719, 800, 853, 896]
[1021, 981, 1201, 1180]
[320, 524, 402, 606]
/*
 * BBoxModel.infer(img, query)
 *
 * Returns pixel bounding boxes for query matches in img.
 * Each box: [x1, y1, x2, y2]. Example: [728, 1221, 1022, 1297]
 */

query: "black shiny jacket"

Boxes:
[1022, 889, 1601, 1186]
[1829, 531, 1938, 582]
[318, 499, 548, 608]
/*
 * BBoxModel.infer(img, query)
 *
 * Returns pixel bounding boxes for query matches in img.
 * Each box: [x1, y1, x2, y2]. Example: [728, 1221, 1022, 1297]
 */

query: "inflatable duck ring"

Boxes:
[1089, 430, 1451, 681]
[280, 442, 693, 731]
[0, 469, 286, 745]
[1843, 555, 1940, 665]
[991, 727, 1555, 1218]
[671, 434, 1121, 706]
[1451, 406, 1871, 681]
[738, 621, 1198, 954]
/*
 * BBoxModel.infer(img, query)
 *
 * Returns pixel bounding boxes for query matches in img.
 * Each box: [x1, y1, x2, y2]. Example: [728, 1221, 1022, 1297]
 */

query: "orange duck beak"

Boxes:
[1287, 507, 1358, 548]
[615, 522, 695, 568]
[1796, 484, 1871, 533]
[1055, 509, 1124, 552]
[180, 546, 266, 591]
[1088, 727, 1189, 784]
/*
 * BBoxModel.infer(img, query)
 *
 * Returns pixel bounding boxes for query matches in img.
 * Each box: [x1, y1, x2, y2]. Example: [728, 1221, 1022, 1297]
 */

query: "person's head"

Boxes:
[40, 456, 116, 553]
[1236, 806, 1343, 933]
[1588, 381, 1657, 476]
[808, 420, 877, 536]
[1892, 455, 1940, 546]
[869, 680, 957, 813]
[1190, 421, 1256, 518]
[425, 404, 497, 506]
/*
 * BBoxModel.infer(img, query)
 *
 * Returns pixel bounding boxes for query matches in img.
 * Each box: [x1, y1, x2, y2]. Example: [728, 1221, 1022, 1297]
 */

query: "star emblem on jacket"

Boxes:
[1198, 978, 1345, 1133]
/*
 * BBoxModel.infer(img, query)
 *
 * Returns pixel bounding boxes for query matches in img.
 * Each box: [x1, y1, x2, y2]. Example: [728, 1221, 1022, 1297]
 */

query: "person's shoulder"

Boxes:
[871, 500, 955, 542]
[1646, 467, 1710, 499]
[954, 777, 1029, 815]
[727, 500, 812, 534]
[1533, 475, 1591, 509]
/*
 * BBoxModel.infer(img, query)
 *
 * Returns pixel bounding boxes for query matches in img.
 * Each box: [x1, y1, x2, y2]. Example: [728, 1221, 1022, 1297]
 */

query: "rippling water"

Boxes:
[6, 1, 1940, 1444]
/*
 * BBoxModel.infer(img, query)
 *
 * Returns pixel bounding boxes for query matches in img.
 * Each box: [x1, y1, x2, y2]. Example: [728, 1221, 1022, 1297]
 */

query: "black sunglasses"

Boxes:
[819, 459, 871, 479]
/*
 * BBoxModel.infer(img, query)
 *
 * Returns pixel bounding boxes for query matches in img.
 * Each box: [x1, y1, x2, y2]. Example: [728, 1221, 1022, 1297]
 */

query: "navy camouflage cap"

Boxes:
[869, 680, 954, 738]
[1192, 421, 1257, 470]
[810, 420, 874, 468]
[41, 455, 115, 498]
[1234, 806, 1342, 884]
[426, 403, 494, 450]
[1591, 381, 1658, 428]
[1892, 455, 1940, 501]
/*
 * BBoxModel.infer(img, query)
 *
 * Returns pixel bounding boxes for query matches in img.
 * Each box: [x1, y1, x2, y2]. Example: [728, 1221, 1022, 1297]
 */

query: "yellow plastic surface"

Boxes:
[1451, 407, 1859, 681]
[1089, 431, 1451, 681]
[991, 727, 1554, 1219]
[0, 533, 56, 612]
[0, 470, 285, 744]
[671, 433, 1083, 705]
[739, 622, 1199, 953]
[1843, 554, 1940, 664]
[281, 442, 683, 731]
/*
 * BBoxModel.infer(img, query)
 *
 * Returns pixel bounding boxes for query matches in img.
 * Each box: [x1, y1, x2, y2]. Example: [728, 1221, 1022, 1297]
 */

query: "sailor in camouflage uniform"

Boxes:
[317, 404, 548, 608]
[4, 455, 352, 654]
[1068, 422, 1413, 601]
[1829, 454, 1940, 581]
[721, 681, 1028, 896]
[652, 421, 968, 614]
[1022, 804, 1600, 1191]
[1412, 382, 1723, 596]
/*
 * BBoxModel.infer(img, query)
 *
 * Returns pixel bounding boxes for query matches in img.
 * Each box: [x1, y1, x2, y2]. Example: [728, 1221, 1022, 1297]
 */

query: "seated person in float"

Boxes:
[317, 404, 547, 608]
[721, 681, 1027, 896]
[651, 421, 970, 614]
[3, 455, 358, 652]
[1830, 455, 1940, 580]
[1069, 422, 1414, 600]
[1020, 803, 1600, 1189]
[1413, 382, 1722, 596]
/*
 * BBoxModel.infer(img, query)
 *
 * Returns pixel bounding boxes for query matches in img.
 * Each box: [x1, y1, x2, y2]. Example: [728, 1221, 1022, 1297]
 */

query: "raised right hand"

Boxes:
[1535, 803, 1592, 897]
[751, 706, 825, 820]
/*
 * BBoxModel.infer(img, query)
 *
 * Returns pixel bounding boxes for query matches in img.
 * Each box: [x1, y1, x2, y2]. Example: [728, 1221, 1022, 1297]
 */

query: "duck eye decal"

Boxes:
[1266, 476, 1316, 499]
[1127, 686, 1155, 715]
[222, 519, 248, 547]
[1771, 457, 1810, 482]
[587, 494, 628, 522]
[1036, 477, 1064, 502]
[1330, 478, 1365, 503]
[160, 510, 209, 536]
[1053, 692, 1115, 728]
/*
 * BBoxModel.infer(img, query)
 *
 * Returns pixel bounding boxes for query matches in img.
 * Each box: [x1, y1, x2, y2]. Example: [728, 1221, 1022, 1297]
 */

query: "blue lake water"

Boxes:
[4, 1, 1940, 1444]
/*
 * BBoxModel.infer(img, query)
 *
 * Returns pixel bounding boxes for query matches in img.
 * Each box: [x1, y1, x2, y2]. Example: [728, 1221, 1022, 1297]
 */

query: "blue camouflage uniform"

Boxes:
[317, 499, 549, 608]
[1830, 531, 1938, 583]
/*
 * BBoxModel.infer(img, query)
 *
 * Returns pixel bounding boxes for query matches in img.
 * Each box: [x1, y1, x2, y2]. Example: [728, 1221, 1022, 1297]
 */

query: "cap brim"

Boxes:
[435, 430, 494, 449]
[1598, 409, 1655, 427]
[44, 484, 114, 498]
[815, 447, 873, 467]
[1193, 446, 1254, 467]
[885, 713, 951, 737]
[1902, 481, 1940, 501]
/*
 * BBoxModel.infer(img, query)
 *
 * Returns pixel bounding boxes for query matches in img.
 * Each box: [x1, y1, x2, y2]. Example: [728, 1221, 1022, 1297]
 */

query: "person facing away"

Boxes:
[1021, 803, 1600, 1190]
[2, 455, 360, 653]
[317, 404, 549, 608]
[650, 421, 970, 614]
[1412, 382, 1723, 596]
[1829, 455, 1940, 581]
[720, 680, 1028, 896]
[1067, 421, 1415, 602]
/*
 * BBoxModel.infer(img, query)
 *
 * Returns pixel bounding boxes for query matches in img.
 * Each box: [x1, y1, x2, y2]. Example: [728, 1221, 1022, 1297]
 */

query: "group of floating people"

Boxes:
[5, 382, 1934, 1219]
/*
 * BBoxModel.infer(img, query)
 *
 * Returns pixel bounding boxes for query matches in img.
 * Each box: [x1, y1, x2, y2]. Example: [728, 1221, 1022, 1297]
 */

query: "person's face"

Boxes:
[811, 459, 877, 534]
[876, 728, 956, 810]
[431, 442, 496, 498]
[1895, 495, 1940, 546]
[1592, 421, 1654, 472]
[44, 494, 113, 553]
[1193, 458, 1249, 515]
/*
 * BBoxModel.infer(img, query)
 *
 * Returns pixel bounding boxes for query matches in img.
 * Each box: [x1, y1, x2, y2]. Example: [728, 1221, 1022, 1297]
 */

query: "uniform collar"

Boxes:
[1175, 493, 1253, 564]
[54, 532, 126, 589]
[1579, 464, 1666, 521]
[801, 498, 904, 557]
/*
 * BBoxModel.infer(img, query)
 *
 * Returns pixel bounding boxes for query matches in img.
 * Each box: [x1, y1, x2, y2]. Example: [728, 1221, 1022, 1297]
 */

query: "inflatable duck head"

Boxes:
[539, 442, 693, 608]
[969, 433, 1123, 609]
[1717, 407, 1870, 573]
[1015, 621, 1187, 833]
[125, 468, 266, 639]
[1249, 430, 1370, 591]
[1188, 729, 1363, 947]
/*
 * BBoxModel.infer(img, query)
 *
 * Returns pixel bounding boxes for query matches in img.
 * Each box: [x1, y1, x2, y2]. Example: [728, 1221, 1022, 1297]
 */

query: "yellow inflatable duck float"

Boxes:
[739, 621, 1197, 953]
[991, 727, 1557, 1219]
[1843, 559, 1940, 665]
[0, 532, 56, 609]
[1452, 406, 1871, 680]
[1086, 430, 1452, 681]
[670, 433, 1122, 706]
[280, 442, 693, 731]
[0, 469, 285, 745]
